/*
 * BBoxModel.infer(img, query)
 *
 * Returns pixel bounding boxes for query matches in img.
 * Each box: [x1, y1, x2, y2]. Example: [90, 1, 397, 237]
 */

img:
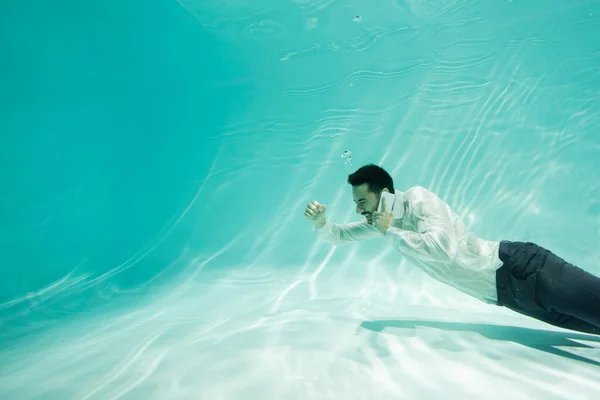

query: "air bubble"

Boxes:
[341, 151, 352, 165]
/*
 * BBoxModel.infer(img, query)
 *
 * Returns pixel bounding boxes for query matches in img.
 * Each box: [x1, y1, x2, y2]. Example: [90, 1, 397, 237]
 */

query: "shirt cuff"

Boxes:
[313, 219, 333, 235]
[385, 226, 401, 241]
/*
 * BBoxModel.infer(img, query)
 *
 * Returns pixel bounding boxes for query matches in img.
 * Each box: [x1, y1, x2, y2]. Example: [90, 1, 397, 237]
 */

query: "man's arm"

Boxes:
[314, 219, 380, 246]
[385, 187, 458, 262]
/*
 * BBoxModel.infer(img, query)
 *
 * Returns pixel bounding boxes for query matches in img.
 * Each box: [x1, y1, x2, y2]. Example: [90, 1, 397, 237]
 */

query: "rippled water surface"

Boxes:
[1, 0, 600, 398]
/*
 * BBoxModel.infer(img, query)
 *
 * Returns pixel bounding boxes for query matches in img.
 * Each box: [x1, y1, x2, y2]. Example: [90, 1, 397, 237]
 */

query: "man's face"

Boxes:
[352, 184, 381, 224]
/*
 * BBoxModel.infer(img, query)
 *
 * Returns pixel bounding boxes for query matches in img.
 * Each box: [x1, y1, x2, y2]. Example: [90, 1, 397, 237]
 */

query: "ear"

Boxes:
[382, 188, 390, 193]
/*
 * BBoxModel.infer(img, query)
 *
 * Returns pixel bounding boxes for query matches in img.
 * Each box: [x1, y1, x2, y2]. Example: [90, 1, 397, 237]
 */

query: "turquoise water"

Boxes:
[1, 0, 600, 398]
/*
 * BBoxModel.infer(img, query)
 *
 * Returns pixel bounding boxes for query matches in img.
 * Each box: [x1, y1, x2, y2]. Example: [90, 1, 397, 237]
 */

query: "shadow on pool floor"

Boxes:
[359, 319, 600, 367]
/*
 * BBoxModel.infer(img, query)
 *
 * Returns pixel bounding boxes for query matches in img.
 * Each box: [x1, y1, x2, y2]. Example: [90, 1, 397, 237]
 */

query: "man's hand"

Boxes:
[372, 196, 393, 236]
[304, 200, 327, 229]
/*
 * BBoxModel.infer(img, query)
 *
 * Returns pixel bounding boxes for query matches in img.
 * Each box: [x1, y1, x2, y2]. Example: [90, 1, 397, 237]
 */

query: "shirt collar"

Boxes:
[393, 191, 406, 219]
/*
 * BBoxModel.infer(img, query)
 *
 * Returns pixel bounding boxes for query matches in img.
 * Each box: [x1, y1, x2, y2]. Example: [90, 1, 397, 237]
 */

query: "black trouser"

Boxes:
[496, 240, 600, 335]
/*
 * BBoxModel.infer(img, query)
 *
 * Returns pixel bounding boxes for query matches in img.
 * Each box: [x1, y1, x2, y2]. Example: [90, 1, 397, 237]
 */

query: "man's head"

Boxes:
[347, 164, 395, 223]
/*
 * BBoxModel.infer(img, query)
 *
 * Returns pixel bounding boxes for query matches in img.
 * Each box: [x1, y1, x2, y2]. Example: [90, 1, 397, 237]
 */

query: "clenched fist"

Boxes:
[304, 200, 327, 229]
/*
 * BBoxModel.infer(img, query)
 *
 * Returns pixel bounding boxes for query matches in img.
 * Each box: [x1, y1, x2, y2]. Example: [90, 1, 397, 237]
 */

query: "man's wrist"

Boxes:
[380, 223, 393, 236]
[314, 218, 326, 229]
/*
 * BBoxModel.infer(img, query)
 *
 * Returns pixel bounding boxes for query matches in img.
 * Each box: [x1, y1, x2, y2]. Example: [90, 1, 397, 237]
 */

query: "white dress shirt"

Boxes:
[314, 186, 503, 304]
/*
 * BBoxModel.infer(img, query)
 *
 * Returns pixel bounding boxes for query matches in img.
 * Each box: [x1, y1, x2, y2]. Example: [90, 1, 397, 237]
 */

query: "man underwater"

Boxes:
[304, 164, 600, 334]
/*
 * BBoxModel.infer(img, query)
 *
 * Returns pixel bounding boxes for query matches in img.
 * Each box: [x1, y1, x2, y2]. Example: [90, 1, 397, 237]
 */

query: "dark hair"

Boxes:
[347, 164, 395, 194]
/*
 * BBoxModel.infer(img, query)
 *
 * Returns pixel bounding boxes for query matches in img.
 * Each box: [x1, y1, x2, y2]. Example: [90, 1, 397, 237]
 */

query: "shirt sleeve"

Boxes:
[313, 219, 380, 246]
[385, 188, 458, 262]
